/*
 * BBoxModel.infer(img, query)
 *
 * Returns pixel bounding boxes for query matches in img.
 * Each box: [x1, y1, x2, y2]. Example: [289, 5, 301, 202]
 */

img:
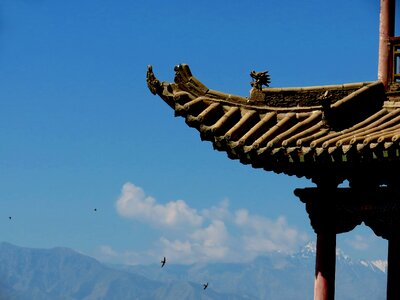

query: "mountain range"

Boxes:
[0, 242, 387, 299]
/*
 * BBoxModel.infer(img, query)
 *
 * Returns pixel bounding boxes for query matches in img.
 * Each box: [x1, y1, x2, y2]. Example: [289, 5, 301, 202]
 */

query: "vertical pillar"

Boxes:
[314, 232, 336, 300]
[387, 237, 400, 299]
[295, 187, 363, 299]
[378, 0, 395, 88]
[294, 187, 341, 300]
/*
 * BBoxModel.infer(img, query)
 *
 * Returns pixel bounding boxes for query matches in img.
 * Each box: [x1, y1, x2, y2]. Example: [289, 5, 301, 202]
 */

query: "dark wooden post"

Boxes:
[378, 0, 395, 88]
[294, 187, 364, 300]
[387, 237, 400, 299]
[314, 232, 336, 300]
[294, 187, 338, 300]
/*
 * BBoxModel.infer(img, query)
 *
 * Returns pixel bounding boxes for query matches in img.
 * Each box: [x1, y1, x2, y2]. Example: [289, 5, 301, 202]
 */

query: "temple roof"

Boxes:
[147, 64, 400, 185]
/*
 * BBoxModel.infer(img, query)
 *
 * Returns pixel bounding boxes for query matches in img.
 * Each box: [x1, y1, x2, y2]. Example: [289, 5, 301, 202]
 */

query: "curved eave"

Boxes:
[147, 64, 400, 180]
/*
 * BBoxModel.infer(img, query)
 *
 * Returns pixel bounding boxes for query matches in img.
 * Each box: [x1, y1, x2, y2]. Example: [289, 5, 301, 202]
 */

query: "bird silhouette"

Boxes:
[203, 282, 208, 290]
[160, 257, 166, 268]
[8, 217, 11, 220]
[94, 208, 97, 212]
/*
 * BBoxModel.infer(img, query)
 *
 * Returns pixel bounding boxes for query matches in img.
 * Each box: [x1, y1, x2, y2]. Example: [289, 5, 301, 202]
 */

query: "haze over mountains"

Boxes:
[0, 242, 386, 299]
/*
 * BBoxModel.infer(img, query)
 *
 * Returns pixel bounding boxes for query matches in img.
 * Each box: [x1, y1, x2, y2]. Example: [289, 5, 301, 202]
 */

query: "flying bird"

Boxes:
[8, 217, 11, 220]
[94, 208, 97, 212]
[203, 282, 209, 290]
[160, 256, 166, 268]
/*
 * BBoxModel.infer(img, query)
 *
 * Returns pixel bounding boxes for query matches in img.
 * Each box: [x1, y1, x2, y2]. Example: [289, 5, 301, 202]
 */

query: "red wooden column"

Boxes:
[378, 0, 395, 88]
[294, 187, 363, 300]
[314, 232, 336, 300]
[387, 237, 400, 299]
[294, 187, 339, 300]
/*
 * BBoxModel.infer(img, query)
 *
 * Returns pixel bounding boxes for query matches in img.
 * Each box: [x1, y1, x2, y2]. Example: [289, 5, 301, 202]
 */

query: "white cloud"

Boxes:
[345, 233, 383, 252]
[94, 245, 151, 265]
[235, 209, 309, 256]
[111, 182, 310, 265]
[191, 220, 229, 259]
[159, 238, 194, 264]
[116, 182, 203, 227]
[159, 220, 229, 264]
[201, 198, 230, 221]
[234, 209, 249, 225]
[347, 234, 370, 250]
[98, 245, 118, 257]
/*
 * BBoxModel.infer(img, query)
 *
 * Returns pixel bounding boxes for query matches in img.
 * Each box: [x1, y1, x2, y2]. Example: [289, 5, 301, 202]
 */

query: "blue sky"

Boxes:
[0, 0, 392, 264]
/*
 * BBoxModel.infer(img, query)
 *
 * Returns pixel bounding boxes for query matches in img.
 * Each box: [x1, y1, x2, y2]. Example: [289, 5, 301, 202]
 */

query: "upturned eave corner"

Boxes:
[146, 65, 161, 95]
[146, 64, 201, 110]
[146, 64, 400, 184]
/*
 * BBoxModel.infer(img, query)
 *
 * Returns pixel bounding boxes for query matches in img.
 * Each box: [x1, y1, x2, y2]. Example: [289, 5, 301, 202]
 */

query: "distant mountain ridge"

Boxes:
[0, 242, 244, 300]
[118, 242, 386, 300]
[0, 242, 387, 300]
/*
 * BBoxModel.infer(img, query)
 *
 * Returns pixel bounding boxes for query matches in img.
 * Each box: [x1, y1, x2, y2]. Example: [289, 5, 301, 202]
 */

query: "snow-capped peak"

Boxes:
[371, 260, 388, 273]
[300, 242, 316, 257]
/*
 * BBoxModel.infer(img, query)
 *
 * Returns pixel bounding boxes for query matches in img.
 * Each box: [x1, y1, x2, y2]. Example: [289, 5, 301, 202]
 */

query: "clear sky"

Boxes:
[0, 0, 394, 265]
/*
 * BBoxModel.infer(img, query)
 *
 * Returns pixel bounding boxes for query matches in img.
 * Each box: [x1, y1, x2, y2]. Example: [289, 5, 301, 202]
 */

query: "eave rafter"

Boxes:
[147, 64, 400, 183]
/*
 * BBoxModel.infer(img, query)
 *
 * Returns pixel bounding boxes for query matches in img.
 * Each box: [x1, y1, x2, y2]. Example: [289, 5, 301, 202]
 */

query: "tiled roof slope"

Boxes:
[147, 64, 400, 182]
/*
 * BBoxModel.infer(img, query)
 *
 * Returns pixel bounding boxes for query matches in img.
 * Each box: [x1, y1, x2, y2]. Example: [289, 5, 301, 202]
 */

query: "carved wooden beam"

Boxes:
[295, 187, 400, 239]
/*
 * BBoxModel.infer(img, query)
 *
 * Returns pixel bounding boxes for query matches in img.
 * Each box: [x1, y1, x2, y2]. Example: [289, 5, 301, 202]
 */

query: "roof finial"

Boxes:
[250, 70, 271, 90]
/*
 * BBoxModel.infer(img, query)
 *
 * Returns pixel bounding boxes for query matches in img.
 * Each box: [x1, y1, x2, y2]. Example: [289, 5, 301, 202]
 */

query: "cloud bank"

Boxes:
[111, 182, 309, 264]
[116, 183, 202, 227]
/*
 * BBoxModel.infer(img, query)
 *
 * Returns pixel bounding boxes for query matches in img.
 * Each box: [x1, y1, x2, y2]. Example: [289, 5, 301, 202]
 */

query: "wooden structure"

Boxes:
[147, 1, 400, 299]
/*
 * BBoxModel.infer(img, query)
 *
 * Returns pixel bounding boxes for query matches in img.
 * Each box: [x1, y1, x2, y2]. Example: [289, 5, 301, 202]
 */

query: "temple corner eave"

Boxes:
[146, 64, 400, 186]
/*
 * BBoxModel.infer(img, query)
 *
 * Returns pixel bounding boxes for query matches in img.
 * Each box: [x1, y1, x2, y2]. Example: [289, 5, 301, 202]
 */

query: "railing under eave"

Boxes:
[391, 37, 400, 84]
